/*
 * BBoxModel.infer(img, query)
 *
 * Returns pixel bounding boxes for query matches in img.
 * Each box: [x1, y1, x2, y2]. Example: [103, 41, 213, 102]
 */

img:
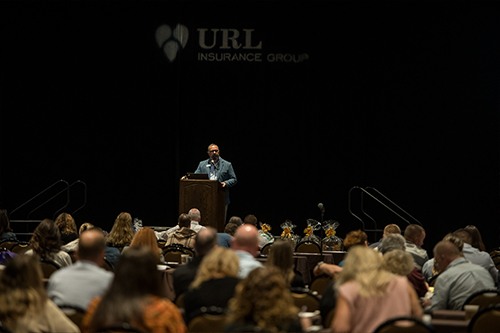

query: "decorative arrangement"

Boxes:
[280, 220, 300, 248]
[299, 219, 322, 246]
[259, 222, 274, 245]
[322, 220, 343, 251]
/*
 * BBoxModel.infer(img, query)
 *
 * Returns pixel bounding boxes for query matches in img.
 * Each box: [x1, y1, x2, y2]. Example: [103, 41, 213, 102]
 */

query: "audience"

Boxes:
[82, 247, 186, 333]
[403, 224, 428, 270]
[173, 227, 218, 297]
[453, 228, 498, 283]
[225, 266, 302, 332]
[379, 234, 429, 298]
[421, 233, 464, 282]
[331, 246, 422, 333]
[123, 226, 163, 262]
[47, 228, 114, 310]
[266, 239, 304, 288]
[184, 247, 240, 323]
[0, 255, 80, 332]
[54, 212, 78, 245]
[165, 213, 197, 248]
[231, 224, 263, 278]
[369, 223, 401, 249]
[25, 219, 72, 268]
[161, 208, 206, 239]
[465, 224, 487, 252]
[217, 216, 242, 247]
[106, 212, 135, 248]
[0, 209, 17, 242]
[424, 240, 495, 311]
[243, 214, 272, 249]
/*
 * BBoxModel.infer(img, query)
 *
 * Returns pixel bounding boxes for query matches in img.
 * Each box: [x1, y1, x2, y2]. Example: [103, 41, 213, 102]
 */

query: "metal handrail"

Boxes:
[9, 180, 69, 220]
[364, 187, 422, 226]
[348, 186, 422, 235]
[9, 179, 87, 221]
[52, 180, 87, 219]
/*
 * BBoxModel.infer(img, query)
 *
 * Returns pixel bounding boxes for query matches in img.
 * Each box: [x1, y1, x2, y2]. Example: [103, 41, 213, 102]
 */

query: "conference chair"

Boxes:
[10, 241, 32, 255]
[491, 254, 500, 270]
[309, 275, 333, 295]
[290, 287, 320, 312]
[467, 304, 500, 333]
[489, 247, 500, 257]
[374, 316, 435, 333]
[58, 305, 86, 330]
[39, 258, 61, 279]
[260, 242, 273, 255]
[295, 241, 321, 253]
[163, 244, 194, 263]
[462, 289, 500, 311]
[187, 306, 228, 333]
[323, 308, 335, 328]
[0, 241, 16, 251]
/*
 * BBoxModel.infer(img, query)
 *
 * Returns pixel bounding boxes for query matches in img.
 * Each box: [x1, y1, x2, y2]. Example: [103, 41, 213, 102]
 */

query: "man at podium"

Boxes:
[194, 144, 237, 210]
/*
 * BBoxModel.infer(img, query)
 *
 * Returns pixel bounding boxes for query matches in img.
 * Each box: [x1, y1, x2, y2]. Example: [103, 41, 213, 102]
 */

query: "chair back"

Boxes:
[463, 289, 500, 311]
[174, 293, 185, 309]
[102, 258, 114, 272]
[290, 287, 320, 312]
[10, 242, 32, 255]
[489, 247, 500, 257]
[468, 304, 500, 333]
[323, 308, 335, 328]
[163, 244, 194, 263]
[40, 259, 61, 278]
[187, 307, 228, 333]
[374, 316, 435, 333]
[59, 305, 86, 330]
[260, 242, 273, 255]
[295, 241, 321, 253]
[309, 275, 333, 295]
[0, 241, 16, 251]
[491, 254, 500, 270]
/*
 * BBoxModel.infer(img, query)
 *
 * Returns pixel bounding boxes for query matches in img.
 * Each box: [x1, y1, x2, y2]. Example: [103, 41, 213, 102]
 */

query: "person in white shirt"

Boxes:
[157, 208, 206, 240]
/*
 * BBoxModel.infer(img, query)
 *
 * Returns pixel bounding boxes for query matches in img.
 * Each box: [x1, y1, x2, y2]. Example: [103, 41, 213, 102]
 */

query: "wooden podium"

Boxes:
[179, 179, 226, 232]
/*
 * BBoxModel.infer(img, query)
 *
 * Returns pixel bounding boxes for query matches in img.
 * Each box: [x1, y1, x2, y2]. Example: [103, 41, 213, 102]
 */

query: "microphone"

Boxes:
[210, 159, 218, 170]
[318, 203, 325, 213]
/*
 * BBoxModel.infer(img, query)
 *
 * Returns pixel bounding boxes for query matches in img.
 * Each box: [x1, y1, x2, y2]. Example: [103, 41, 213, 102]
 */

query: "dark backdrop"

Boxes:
[1, 1, 499, 255]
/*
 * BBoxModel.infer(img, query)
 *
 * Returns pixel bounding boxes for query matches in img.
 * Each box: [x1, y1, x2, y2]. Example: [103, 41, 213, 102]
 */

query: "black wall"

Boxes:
[1, 1, 499, 255]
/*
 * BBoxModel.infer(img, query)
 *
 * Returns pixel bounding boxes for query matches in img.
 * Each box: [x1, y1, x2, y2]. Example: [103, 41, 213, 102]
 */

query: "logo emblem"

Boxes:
[155, 24, 188, 62]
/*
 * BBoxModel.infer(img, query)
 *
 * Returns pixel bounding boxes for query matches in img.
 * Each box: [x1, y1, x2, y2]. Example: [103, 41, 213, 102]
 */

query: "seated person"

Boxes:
[165, 213, 197, 249]
[184, 247, 240, 323]
[25, 219, 72, 268]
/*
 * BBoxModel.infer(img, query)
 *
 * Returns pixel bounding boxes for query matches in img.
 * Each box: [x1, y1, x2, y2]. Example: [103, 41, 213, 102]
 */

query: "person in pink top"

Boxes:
[331, 246, 422, 333]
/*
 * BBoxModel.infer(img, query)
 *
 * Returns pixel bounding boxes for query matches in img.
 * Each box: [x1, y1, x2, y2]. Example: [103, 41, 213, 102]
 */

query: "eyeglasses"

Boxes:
[209, 149, 219, 153]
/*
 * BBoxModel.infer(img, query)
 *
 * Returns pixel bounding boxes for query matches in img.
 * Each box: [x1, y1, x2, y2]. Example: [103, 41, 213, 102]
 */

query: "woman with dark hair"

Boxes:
[465, 225, 487, 252]
[0, 255, 80, 332]
[225, 267, 303, 332]
[54, 212, 78, 244]
[82, 247, 186, 333]
[266, 239, 304, 288]
[106, 212, 135, 247]
[0, 209, 17, 242]
[25, 219, 72, 268]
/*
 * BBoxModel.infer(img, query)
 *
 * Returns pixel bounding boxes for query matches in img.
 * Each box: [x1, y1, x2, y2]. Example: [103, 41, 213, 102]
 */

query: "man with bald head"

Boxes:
[47, 228, 113, 310]
[425, 240, 494, 311]
[231, 224, 263, 279]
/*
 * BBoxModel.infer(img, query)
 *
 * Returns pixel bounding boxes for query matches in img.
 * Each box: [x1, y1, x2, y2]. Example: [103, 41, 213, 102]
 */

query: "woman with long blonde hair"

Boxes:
[184, 247, 240, 323]
[0, 255, 79, 332]
[332, 246, 422, 333]
[106, 212, 134, 246]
